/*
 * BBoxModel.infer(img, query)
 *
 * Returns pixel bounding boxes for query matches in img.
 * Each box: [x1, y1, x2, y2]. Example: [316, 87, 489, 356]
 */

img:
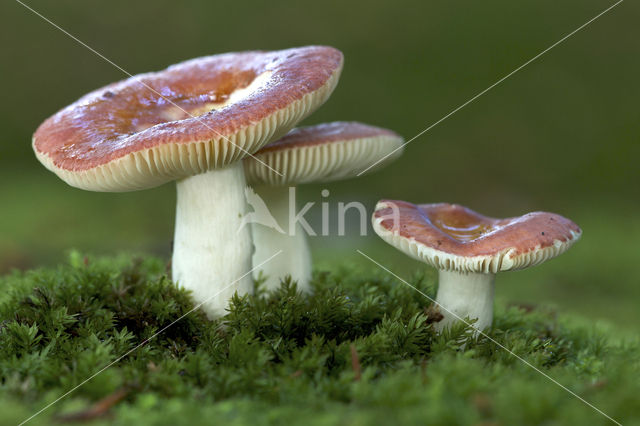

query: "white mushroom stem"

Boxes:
[172, 163, 253, 319]
[434, 270, 495, 333]
[251, 185, 312, 292]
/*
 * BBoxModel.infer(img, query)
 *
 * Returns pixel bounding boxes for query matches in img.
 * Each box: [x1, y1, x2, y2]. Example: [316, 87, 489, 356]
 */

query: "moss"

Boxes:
[0, 252, 638, 425]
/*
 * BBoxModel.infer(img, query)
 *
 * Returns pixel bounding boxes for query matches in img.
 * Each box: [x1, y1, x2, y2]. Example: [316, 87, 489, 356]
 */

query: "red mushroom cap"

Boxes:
[373, 200, 581, 273]
[244, 122, 404, 185]
[33, 46, 343, 192]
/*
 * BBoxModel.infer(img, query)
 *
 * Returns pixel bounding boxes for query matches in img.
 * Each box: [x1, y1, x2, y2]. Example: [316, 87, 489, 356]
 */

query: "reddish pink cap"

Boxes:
[373, 200, 581, 273]
[33, 46, 343, 192]
[244, 122, 403, 185]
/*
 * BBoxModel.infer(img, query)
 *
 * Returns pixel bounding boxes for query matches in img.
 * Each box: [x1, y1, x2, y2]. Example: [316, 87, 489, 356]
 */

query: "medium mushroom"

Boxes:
[32, 46, 344, 318]
[372, 200, 581, 331]
[244, 122, 404, 292]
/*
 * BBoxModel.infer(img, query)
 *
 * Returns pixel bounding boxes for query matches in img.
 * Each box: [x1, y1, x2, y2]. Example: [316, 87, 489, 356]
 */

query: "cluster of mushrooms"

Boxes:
[33, 46, 581, 331]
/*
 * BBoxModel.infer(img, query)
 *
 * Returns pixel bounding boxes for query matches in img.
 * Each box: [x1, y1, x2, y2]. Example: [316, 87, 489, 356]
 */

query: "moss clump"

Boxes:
[0, 253, 638, 425]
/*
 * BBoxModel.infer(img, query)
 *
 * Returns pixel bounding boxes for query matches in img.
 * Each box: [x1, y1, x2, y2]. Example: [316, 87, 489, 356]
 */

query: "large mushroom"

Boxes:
[244, 122, 404, 292]
[372, 200, 581, 331]
[33, 46, 344, 318]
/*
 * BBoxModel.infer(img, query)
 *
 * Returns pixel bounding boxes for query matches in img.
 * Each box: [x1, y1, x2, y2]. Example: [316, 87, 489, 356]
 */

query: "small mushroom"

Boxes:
[244, 122, 404, 292]
[372, 200, 581, 331]
[33, 46, 344, 318]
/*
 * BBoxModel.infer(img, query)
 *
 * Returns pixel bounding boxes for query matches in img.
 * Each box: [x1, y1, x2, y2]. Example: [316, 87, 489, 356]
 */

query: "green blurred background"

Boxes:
[1, 1, 638, 331]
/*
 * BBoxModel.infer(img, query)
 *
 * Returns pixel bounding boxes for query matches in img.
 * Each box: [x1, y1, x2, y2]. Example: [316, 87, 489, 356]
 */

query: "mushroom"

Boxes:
[372, 200, 581, 331]
[32, 46, 344, 318]
[243, 122, 404, 292]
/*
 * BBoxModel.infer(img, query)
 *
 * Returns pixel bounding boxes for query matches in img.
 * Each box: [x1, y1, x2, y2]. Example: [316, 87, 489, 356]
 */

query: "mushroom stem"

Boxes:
[172, 163, 253, 318]
[251, 185, 312, 292]
[434, 270, 495, 333]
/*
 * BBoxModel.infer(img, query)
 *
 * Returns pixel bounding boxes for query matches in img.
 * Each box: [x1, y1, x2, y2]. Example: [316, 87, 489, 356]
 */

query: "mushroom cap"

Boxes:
[373, 200, 581, 273]
[33, 46, 343, 192]
[243, 122, 404, 185]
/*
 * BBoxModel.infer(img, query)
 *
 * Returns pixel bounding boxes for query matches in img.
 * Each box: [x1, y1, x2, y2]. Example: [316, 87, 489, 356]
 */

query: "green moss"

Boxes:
[0, 253, 638, 425]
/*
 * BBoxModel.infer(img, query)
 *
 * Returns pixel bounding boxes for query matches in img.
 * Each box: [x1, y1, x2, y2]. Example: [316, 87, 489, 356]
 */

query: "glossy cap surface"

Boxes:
[33, 46, 343, 191]
[373, 200, 581, 273]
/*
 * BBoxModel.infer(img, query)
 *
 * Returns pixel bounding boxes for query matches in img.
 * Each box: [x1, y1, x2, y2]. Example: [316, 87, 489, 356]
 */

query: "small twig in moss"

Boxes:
[350, 344, 361, 381]
[472, 393, 493, 417]
[420, 357, 428, 384]
[55, 387, 129, 422]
